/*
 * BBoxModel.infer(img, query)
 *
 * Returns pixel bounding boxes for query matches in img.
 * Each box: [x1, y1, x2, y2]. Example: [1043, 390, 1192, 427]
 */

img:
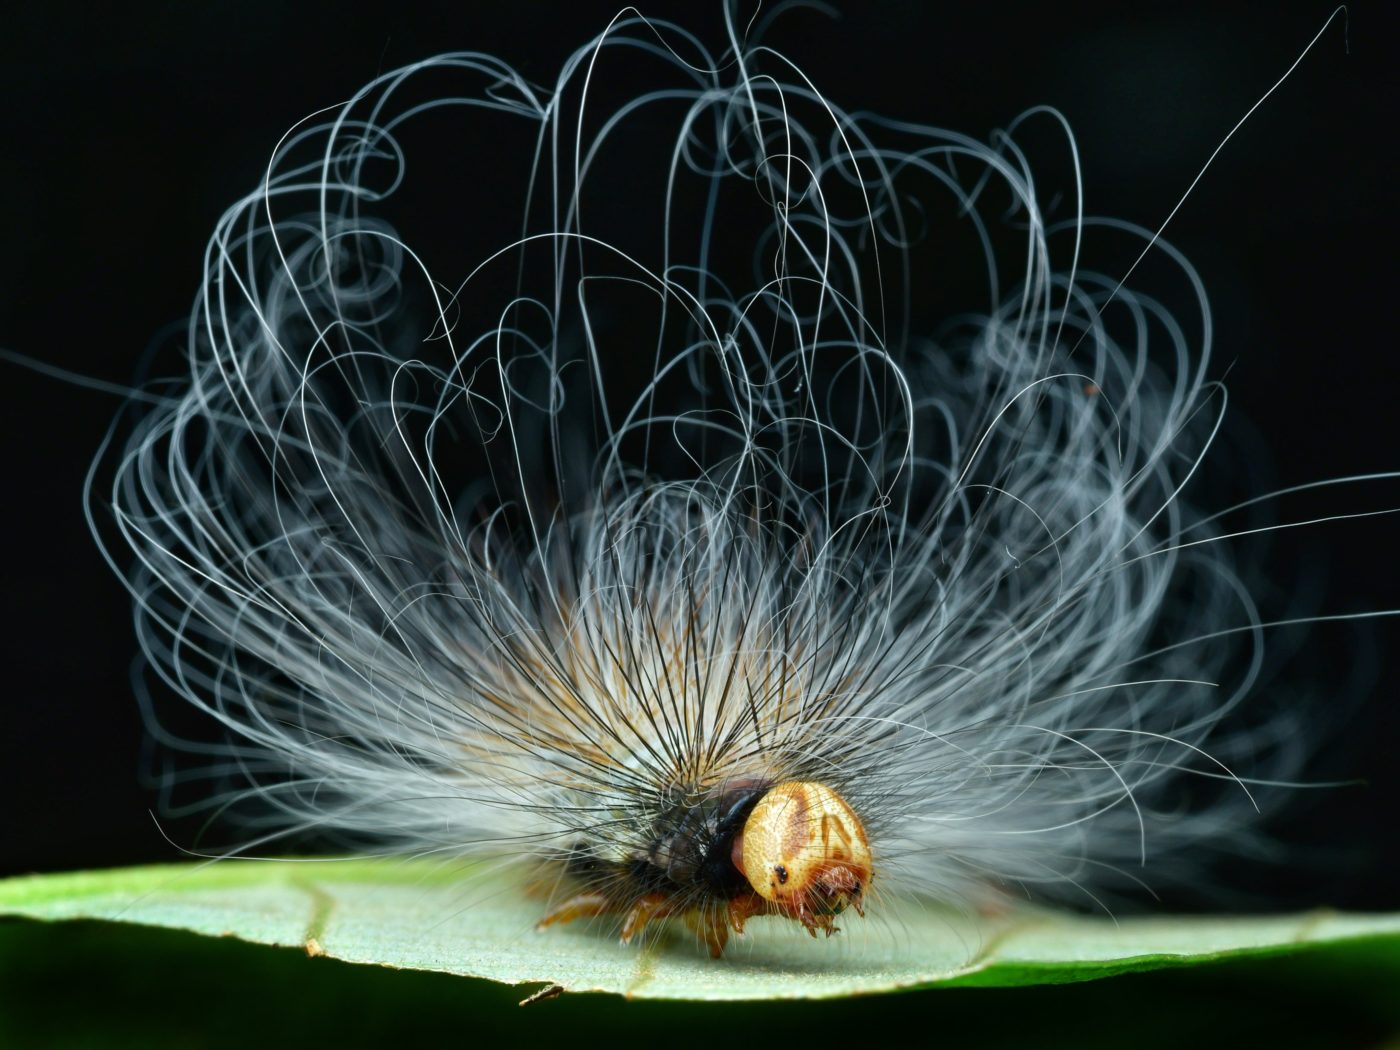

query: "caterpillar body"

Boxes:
[94, 8, 1363, 958]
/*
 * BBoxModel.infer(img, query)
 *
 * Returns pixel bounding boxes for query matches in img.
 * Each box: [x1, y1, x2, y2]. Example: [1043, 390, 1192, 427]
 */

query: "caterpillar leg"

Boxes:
[538, 890, 738, 957]
[618, 892, 676, 943]
[723, 890, 768, 936]
[684, 908, 731, 958]
[536, 890, 681, 947]
[535, 891, 613, 931]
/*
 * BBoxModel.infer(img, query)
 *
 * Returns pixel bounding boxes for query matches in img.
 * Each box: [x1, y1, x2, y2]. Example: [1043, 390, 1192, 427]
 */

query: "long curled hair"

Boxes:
[89, 6, 1375, 946]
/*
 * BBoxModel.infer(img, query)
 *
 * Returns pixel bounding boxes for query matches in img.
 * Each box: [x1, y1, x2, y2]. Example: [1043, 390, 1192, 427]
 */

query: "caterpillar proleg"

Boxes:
[87, 6, 1386, 959]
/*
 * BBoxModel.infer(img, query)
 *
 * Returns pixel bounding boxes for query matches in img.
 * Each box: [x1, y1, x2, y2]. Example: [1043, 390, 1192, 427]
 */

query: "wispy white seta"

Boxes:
[92, 9, 1374, 945]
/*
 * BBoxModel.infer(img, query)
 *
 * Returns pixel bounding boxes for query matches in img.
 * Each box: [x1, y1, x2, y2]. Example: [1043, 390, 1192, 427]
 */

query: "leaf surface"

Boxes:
[2, 860, 1396, 1000]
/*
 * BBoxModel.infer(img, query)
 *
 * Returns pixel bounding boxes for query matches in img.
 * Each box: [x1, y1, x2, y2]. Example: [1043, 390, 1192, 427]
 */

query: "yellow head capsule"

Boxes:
[732, 781, 871, 929]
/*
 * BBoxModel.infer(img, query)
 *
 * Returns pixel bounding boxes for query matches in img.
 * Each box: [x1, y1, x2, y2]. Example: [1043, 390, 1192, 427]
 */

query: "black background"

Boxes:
[2, 1, 1396, 915]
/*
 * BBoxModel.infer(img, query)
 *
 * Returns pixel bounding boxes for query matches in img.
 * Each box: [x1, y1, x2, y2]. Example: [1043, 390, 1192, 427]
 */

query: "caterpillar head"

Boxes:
[732, 781, 871, 930]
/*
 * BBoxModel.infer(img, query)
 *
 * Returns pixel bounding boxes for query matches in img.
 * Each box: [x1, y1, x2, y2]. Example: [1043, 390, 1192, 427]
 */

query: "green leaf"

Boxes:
[1, 860, 1396, 1001]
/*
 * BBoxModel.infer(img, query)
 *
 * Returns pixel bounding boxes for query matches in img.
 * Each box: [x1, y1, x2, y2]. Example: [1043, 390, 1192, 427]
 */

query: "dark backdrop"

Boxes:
[2, 2, 1396, 910]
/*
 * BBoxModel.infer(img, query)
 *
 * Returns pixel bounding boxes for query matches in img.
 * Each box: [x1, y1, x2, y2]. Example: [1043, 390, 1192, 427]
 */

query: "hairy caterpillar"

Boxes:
[82, 5, 1386, 959]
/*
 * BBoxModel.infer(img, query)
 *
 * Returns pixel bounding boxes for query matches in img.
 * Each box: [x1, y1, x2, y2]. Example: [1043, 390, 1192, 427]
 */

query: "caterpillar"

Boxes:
[87, 6, 1379, 959]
